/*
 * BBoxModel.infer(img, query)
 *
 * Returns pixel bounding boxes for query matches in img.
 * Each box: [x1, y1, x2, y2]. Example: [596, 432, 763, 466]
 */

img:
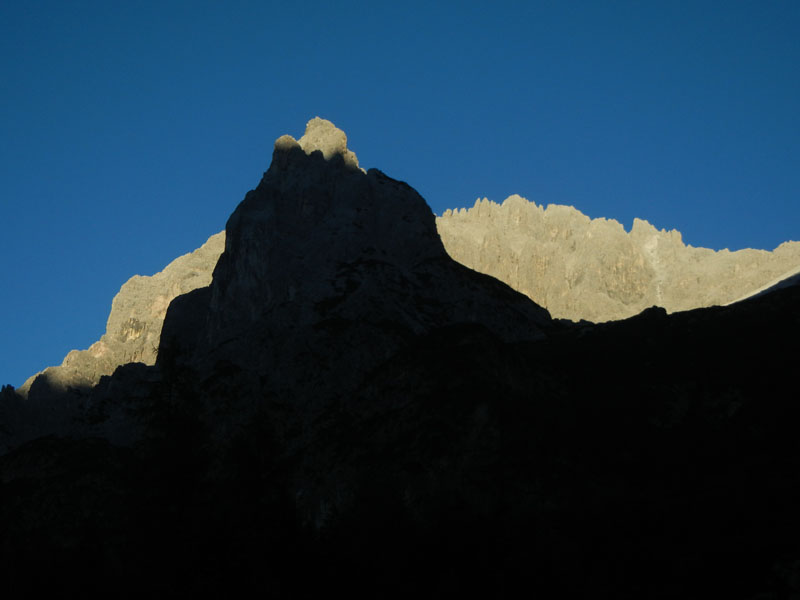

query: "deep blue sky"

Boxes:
[2, 1, 798, 386]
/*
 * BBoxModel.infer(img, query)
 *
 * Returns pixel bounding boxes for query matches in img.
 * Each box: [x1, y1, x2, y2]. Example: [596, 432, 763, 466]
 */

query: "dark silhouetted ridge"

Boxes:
[1, 118, 800, 598]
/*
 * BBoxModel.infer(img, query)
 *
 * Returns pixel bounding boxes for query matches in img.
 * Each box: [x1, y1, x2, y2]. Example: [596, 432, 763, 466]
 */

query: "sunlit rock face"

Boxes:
[159, 118, 551, 396]
[19, 232, 224, 398]
[437, 195, 800, 322]
[296, 116, 360, 168]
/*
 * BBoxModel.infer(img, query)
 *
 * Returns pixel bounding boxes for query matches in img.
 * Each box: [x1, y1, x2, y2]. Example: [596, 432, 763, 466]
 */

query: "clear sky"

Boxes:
[2, 1, 799, 387]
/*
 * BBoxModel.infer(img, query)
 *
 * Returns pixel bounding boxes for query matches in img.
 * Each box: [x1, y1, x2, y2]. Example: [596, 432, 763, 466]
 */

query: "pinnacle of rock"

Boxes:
[159, 119, 550, 386]
[275, 116, 360, 169]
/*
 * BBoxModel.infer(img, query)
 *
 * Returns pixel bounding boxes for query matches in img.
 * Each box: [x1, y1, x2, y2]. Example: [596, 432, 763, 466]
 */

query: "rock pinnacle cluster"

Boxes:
[437, 195, 800, 322]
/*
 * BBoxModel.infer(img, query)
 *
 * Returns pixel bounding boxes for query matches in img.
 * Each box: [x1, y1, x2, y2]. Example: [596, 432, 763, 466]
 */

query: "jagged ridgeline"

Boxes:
[18, 233, 225, 397]
[17, 144, 800, 396]
[438, 197, 800, 322]
[3, 118, 800, 597]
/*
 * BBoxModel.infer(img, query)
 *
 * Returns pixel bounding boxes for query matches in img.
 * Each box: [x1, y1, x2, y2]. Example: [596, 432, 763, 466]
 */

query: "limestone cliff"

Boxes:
[437, 195, 800, 322]
[19, 232, 224, 398]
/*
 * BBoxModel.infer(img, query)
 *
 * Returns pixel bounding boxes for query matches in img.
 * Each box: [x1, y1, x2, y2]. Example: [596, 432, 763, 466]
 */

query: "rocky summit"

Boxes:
[2, 119, 800, 598]
[158, 118, 550, 392]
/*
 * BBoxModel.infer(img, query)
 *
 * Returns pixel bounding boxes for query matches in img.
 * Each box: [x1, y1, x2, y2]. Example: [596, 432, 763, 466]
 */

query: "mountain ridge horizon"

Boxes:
[2, 117, 800, 597]
[12, 117, 800, 389]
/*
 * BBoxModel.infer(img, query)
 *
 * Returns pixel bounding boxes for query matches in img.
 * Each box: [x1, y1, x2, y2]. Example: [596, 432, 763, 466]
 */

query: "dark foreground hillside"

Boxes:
[3, 284, 799, 598]
[2, 120, 799, 598]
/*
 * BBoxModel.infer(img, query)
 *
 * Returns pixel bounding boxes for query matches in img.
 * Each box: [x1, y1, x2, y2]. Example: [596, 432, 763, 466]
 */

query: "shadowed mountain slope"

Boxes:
[157, 119, 550, 394]
[2, 119, 799, 598]
[18, 149, 800, 396]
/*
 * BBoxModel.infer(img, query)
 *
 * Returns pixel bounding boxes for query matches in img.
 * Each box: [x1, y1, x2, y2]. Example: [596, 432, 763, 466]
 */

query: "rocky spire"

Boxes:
[158, 118, 551, 394]
[297, 116, 360, 168]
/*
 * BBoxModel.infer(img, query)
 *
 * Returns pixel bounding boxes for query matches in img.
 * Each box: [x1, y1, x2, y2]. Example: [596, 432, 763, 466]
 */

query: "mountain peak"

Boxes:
[274, 117, 360, 169]
[159, 118, 550, 385]
[5, 120, 800, 597]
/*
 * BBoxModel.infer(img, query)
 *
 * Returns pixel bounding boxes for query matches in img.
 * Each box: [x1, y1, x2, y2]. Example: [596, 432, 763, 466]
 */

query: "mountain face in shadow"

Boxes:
[2, 119, 800, 598]
[18, 133, 800, 397]
[158, 118, 550, 399]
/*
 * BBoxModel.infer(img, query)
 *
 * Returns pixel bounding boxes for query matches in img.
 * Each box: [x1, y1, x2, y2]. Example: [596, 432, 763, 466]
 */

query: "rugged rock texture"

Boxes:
[19, 232, 224, 398]
[437, 195, 800, 322]
[296, 116, 360, 168]
[3, 118, 800, 598]
[21, 174, 800, 399]
[159, 118, 551, 420]
[726, 264, 800, 304]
